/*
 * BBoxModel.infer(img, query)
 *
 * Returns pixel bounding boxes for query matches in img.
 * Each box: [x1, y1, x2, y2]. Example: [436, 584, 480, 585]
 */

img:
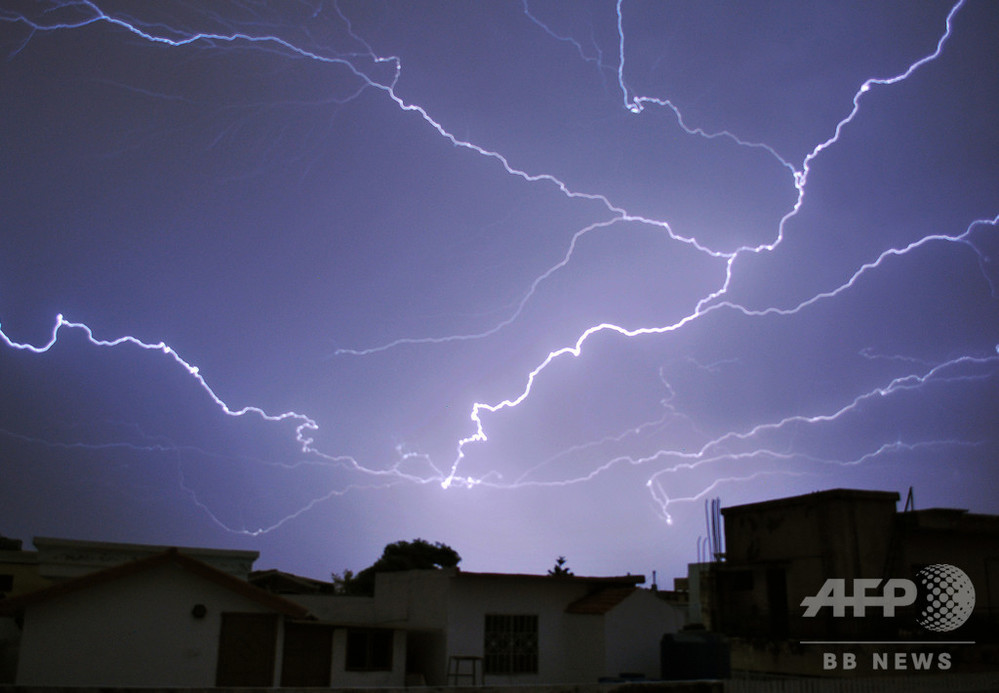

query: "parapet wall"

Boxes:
[1, 682, 724, 693]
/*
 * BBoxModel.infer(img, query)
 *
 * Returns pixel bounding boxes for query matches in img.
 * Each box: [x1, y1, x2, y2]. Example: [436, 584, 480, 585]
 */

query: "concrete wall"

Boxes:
[0, 617, 20, 684]
[564, 614, 605, 683]
[605, 590, 683, 680]
[292, 571, 682, 686]
[719, 491, 900, 640]
[0, 550, 50, 598]
[723, 491, 897, 577]
[894, 509, 999, 632]
[293, 593, 377, 622]
[16, 561, 275, 686]
[447, 575, 635, 686]
[376, 568, 450, 629]
[1, 547, 49, 680]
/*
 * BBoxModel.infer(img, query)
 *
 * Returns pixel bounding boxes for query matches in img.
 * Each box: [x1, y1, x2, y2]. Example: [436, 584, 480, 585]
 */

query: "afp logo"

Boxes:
[801, 564, 976, 632]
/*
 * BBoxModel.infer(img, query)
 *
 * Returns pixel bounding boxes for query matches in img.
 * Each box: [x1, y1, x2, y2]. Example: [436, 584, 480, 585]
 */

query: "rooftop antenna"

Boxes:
[710, 497, 724, 561]
[903, 486, 915, 512]
[704, 500, 714, 561]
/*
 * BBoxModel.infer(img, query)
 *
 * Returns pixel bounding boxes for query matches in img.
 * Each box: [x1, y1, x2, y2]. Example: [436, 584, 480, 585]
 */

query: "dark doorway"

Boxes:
[281, 621, 334, 686]
[406, 630, 446, 685]
[216, 612, 278, 686]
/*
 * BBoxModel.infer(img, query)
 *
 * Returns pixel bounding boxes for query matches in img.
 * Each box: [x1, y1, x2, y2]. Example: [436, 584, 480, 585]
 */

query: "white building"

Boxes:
[2, 548, 316, 686]
[298, 568, 684, 685]
[0, 543, 410, 687]
[1, 538, 683, 686]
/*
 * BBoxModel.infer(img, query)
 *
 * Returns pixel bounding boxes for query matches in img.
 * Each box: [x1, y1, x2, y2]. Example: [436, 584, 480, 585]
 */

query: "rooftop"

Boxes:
[720, 488, 901, 515]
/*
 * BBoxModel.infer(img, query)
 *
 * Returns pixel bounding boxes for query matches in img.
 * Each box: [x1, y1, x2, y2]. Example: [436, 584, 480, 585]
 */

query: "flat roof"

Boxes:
[455, 569, 645, 585]
[32, 536, 259, 561]
[720, 488, 900, 515]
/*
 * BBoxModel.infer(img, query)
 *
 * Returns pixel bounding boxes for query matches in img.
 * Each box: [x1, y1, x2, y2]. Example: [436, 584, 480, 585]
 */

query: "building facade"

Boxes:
[699, 488, 999, 676]
[297, 568, 684, 685]
[1, 537, 682, 686]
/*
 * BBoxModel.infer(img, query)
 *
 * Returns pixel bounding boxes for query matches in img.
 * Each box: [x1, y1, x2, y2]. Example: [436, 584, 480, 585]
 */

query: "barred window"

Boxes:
[483, 614, 538, 674]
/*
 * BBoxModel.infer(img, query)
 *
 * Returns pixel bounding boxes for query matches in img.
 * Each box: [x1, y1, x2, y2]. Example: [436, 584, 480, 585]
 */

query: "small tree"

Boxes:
[548, 556, 573, 577]
[330, 569, 355, 594]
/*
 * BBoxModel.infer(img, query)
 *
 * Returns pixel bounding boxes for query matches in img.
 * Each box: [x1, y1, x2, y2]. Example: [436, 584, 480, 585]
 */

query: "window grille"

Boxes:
[483, 614, 538, 674]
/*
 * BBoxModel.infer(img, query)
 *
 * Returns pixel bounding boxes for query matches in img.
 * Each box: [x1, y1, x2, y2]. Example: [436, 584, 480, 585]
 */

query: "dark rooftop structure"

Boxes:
[698, 488, 999, 676]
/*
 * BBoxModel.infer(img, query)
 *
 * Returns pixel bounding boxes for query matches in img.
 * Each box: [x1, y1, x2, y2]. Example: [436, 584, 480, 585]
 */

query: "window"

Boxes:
[766, 568, 789, 639]
[345, 628, 393, 671]
[483, 614, 538, 674]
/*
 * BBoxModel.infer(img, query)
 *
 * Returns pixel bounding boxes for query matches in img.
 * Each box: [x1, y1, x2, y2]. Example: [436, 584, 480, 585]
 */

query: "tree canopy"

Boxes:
[338, 538, 461, 595]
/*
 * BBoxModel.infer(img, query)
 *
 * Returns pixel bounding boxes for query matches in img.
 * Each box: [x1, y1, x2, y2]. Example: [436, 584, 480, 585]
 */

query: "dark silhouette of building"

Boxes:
[710, 489, 998, 642]
[693, 489, 999, 676]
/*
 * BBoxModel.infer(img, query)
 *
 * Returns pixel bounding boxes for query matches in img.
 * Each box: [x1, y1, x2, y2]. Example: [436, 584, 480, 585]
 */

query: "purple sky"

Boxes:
[1, 0, 997, 583]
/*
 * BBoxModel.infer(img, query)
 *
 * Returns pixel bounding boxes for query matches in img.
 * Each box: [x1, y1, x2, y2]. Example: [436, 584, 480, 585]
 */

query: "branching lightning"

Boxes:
[0, 314, 319, 450]
[1, 0, 995, 538]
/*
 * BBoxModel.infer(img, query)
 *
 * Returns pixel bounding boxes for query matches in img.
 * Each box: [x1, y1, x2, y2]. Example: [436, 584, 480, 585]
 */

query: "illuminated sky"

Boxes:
[1, 1, 997, 582]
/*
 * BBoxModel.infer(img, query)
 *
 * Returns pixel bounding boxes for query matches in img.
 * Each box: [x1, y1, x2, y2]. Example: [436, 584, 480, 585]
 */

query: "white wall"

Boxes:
[447, 575, 598, 685]
[376, 568, 450, 628]
[298, 571, 683, 686]
[604, 590, 683, 679]
[16, 562, 276, 687]
[563, 613, 605, 682]
[294, 593, 376, 622]
[295, 573, 444, 686]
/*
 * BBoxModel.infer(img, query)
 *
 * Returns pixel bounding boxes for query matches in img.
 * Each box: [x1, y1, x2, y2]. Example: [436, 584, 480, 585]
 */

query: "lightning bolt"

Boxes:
[441, 0, 989, 491]
[0, 314, 319, 449]
[2, 0, 995, 537]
